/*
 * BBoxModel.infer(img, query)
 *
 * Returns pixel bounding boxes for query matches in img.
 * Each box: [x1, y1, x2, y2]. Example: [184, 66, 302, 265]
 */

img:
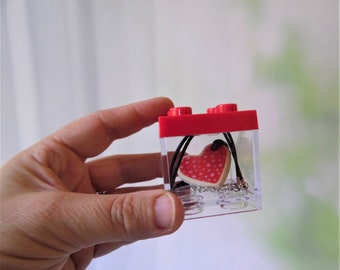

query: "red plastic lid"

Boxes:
[158, 104, 258, 137]
[167, 107, 192, 116]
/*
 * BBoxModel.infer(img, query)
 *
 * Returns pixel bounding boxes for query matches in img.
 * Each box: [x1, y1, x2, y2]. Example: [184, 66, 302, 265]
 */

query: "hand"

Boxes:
[0, 97, 184, 270]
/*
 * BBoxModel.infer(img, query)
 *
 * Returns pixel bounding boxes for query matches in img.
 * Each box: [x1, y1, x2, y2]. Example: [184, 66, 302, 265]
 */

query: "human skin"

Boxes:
[0, 97, 185, 270]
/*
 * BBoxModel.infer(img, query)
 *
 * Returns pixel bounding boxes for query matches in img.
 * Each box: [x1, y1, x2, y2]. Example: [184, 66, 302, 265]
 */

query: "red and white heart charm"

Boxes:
[178, 143, 231, 189]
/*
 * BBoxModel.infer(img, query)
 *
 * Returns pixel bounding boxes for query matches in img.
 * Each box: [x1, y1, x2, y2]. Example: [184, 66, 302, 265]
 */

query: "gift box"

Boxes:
[158, 104, 262, 219]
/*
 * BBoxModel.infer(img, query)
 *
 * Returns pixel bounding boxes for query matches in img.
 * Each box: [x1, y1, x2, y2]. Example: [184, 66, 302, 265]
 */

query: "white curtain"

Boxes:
[2, 0, 267, 162]
[2, 0, 338, 269]
[2, 0, 164, 161]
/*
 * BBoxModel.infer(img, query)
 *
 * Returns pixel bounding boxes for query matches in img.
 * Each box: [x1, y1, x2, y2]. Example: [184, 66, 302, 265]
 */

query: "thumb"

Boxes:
[52, 190, 184, 249]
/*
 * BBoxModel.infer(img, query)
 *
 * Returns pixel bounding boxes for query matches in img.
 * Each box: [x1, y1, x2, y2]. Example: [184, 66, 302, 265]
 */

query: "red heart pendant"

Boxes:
[178, 143, 231, 189]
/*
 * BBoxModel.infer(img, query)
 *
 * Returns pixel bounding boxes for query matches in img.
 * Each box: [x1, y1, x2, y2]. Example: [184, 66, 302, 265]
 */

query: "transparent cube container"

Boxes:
[158, 104, 262, 220]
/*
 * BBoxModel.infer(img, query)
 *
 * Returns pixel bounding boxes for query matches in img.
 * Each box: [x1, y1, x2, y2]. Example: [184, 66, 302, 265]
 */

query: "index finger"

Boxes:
[50, 97, 174, 158]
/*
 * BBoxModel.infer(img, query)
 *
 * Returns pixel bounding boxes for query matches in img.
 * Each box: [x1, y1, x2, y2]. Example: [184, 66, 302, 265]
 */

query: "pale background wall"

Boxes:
[1, 0, 338, 269]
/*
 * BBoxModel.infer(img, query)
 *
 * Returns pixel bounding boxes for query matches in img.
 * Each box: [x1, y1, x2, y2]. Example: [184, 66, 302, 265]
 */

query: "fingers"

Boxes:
[47, 190, 184, 250]
[50, 97, 173, 158]
[2, 189, 184, 262]
[93, 241, 133, 258]
[87, 153, 163, 191]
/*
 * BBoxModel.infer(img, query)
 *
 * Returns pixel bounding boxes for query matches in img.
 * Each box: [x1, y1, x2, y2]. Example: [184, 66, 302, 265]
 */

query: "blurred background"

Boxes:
[1, 0, 338, 269]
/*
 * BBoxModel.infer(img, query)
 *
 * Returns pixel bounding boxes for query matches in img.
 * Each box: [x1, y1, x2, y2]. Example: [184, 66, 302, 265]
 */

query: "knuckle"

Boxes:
[111, 194, 143, 241]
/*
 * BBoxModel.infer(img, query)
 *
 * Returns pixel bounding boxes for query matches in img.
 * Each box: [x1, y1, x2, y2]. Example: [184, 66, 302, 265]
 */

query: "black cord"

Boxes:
[169, 135, 194, 190]
[223, 133, 243, 181]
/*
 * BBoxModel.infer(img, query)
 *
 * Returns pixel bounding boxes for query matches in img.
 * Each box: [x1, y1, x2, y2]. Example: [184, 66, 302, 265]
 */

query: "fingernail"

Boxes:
[154, 193, 175, 230]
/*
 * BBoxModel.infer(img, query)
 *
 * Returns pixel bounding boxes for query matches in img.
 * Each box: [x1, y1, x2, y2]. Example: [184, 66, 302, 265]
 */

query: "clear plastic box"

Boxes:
[158, 104, 262, 220]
